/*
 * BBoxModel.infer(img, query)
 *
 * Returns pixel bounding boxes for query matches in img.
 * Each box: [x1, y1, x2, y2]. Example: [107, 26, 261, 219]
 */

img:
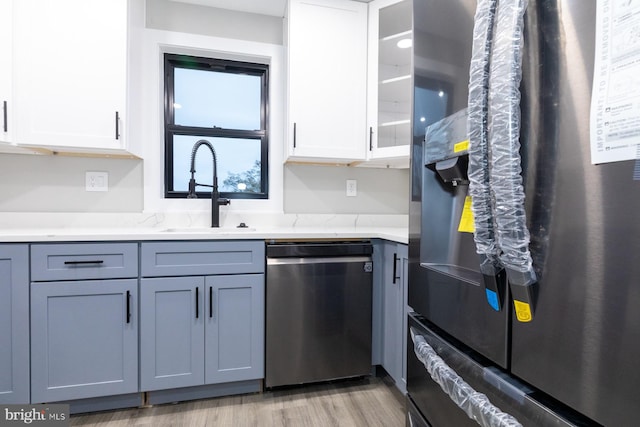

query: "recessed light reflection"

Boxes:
[397, 38, 412, 49]
[438, 91, 444, 98]
[420, 117, 426, 122]
[174, 103, 182, 109]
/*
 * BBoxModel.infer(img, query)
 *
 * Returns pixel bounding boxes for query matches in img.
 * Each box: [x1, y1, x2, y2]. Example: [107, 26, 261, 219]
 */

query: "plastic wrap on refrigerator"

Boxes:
[411, 329, 523, 427]
[487, 0, 536, 289]
[467, 0, 502, 279]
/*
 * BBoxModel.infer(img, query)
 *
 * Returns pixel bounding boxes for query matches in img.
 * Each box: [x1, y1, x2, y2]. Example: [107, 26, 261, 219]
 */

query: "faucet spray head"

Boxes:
[187, 177, 197, 198]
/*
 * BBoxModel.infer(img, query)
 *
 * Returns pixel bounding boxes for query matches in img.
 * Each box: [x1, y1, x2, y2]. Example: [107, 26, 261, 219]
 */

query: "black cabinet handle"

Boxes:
[209, 286, 213, 318]
[196, 287, 199, 319]
[115, 111, 120, 140]
[64, 260, 104, 265]
[293, 122, 297, 148]
[126, 290, 131, 324]
[3, 101, 7, 133]
[369, 126, 373, 151]
[392, 253, 400, 284]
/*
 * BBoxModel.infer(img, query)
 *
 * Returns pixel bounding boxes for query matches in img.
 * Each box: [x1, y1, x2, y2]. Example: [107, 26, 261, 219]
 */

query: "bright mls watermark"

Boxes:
[1, 405, 69, 426]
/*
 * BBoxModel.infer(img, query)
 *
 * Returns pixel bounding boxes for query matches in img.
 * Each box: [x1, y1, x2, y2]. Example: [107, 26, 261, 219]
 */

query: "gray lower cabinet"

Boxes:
[30, 279, 139, 403]
[140, 274, 264, 391]
[139, 276, 205, 391]
[205, 274, 264, 384]
[29, 243, 139, 404]
[0, 245, 30, 404]
[139, 241, 265, 393]
[381, 241, 408, 393]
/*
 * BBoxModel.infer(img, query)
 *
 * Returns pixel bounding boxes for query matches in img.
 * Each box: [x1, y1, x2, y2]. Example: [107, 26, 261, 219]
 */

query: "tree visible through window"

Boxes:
[164, 54, 269, 199]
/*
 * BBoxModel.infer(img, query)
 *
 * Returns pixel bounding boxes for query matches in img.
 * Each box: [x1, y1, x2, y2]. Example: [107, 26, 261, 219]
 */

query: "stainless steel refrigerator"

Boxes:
[408, 0, 640, 426]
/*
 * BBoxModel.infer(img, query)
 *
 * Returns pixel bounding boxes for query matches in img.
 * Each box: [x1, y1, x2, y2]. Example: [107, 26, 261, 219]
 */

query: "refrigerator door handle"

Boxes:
[487, 0, 537, 321]
[467, 0, 505, 311]
[410, 328, 523, 427]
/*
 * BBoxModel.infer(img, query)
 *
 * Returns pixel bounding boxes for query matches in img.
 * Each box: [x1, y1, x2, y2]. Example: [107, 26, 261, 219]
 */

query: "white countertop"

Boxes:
[0, 226, 407, 244]
[0, 212, 408, 244]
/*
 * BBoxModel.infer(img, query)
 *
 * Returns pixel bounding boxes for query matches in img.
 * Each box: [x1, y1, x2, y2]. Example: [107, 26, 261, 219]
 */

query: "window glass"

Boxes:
[164, 54, 268, 199]
[174, 68, 261, 130]
[172, 135, 262, 193]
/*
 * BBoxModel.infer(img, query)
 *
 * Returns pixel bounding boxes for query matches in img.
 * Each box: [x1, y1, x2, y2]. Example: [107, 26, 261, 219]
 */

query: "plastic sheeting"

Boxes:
[467, 0, 502, 277]
[411, 329, 523, 427]
[487, 0, 536, 286]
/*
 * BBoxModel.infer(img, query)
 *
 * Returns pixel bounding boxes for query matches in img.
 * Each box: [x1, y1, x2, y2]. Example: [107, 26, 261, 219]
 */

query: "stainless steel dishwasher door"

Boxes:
[266, 250, 373, 389]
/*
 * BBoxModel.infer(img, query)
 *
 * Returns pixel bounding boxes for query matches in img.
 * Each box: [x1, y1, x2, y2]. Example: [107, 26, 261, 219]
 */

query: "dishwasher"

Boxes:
[265, 241, 373, 388]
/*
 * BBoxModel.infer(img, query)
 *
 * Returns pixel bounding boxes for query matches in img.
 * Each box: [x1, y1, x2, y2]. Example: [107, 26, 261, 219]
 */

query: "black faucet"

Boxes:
[187, 139, 231, 228]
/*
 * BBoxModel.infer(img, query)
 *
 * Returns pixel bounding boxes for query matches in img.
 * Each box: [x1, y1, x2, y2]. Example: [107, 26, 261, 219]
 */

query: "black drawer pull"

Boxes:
[126, 290, 131, 324]
[115, 111, 120, 140]
[196, 287, 200, 319]
[209, 286, 213, 318]
[64, 260, 105, 265]
[3, 101, 7, 133]
[392, 253, 399, 284]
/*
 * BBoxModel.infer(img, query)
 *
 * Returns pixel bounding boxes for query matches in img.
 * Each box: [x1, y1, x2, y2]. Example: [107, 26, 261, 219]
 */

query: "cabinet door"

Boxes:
[0, 0, 12, 144]
[140, 277, 205, 391]
[382, 243, 402, 387]
[30, 279, 138, 403]
[287, 0, 367, 163]
[366, 0, 411, 166]
[12, 0, 127, 151]
[0, 245, 29, 404]
[398, 243, 408, 394]
[205, 274, 264, 384]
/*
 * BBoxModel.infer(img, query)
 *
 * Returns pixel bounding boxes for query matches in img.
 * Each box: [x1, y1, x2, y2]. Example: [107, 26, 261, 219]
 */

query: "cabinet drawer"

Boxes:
[141, 241, 265, 277]
[31, 243, 138, 281]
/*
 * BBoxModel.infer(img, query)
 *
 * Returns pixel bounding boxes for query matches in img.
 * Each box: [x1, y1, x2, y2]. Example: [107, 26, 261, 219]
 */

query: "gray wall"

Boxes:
[284, 165, 409, 214]
[146, 0, 283, 45]
[0, 154, 143, 213]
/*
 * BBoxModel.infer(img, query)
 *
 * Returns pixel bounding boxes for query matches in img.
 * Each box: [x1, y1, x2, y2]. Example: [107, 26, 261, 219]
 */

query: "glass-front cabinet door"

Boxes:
[366, 0, 412, 167]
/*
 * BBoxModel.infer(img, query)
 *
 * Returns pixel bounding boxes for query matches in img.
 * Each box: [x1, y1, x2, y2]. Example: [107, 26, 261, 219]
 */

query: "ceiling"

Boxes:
[170, 0, 371, 17]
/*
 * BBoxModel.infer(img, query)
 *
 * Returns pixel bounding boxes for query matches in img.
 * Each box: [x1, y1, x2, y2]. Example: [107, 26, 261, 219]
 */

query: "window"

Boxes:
[164, 54, 269, 199]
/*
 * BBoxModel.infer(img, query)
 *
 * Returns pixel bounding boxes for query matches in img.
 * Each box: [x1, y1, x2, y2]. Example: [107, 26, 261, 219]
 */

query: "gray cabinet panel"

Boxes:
[382, 242, 408, 393]
[30, 279, 138, 403]
[205, 274, 264, 384]
[140, 277, 205, 391]
[31, 243, 138, 281]
[140, 241, 265, 277]
[0, 245, 29, 404]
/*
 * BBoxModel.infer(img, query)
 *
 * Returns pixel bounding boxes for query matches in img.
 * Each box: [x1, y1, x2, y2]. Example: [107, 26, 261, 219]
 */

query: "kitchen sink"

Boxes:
[160, 227, 256, 233]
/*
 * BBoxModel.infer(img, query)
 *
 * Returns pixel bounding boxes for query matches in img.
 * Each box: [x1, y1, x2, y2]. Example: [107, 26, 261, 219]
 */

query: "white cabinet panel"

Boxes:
[12, 0, 128, 153]
[287, 0, 368, 163]
[0, 0, 13, 144]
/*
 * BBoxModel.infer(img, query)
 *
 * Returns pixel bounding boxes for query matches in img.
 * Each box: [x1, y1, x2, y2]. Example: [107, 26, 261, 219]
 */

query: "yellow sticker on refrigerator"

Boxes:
[454, 139, 470, 153]
[458, 196, 475, 233]
[513, 299, 533, 322]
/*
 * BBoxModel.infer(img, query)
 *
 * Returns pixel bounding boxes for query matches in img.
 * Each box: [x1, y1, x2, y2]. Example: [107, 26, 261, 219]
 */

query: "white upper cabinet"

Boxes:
[11, 0, 132, 156]
[0, 0, 13, 144]
[286, 0, 368, 164]
[366, 0, 412, 168]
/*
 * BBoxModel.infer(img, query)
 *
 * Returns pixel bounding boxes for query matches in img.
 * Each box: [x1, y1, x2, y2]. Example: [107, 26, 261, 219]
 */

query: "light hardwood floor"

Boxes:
[70, 377, 406, 427]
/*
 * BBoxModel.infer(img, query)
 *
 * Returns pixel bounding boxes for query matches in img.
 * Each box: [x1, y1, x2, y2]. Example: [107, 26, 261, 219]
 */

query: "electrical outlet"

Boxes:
[346, 179, 357, 197]
[86, 171, 109, 192]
